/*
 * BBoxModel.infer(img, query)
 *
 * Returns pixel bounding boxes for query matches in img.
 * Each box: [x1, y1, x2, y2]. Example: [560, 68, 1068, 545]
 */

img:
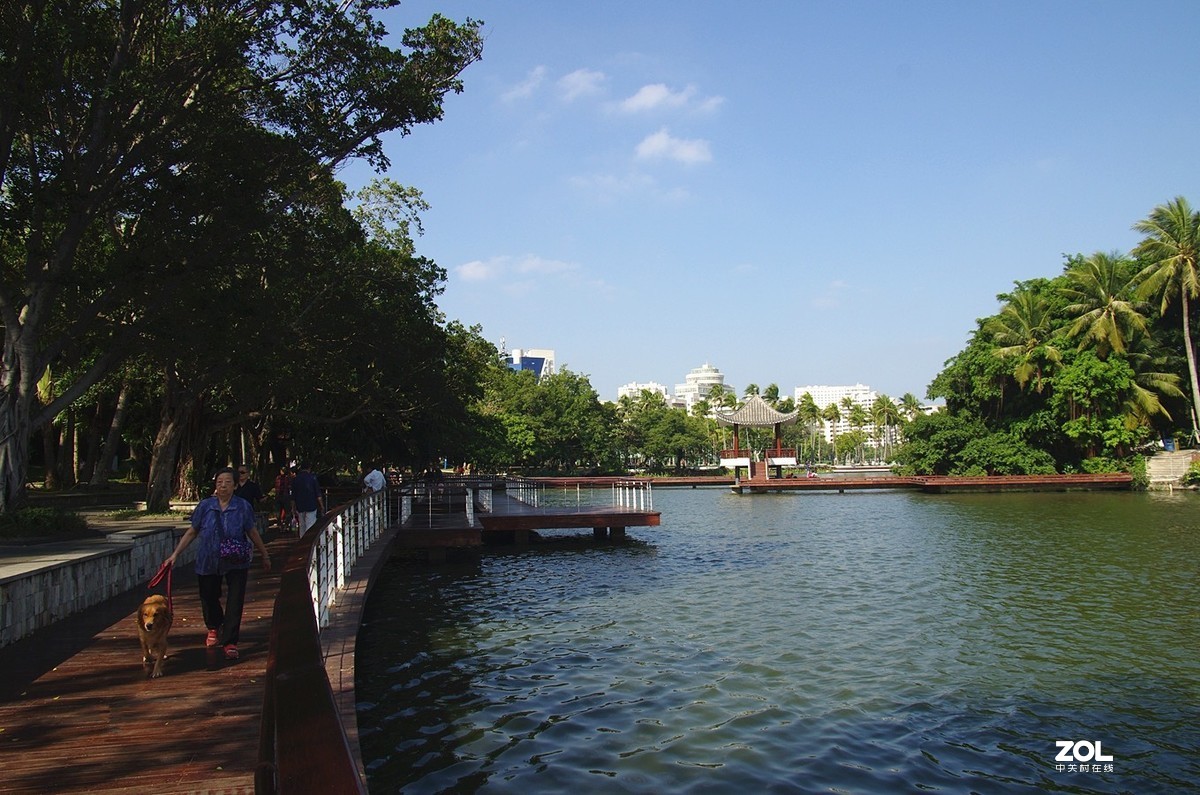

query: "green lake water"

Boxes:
[355, 488, 1199, 794]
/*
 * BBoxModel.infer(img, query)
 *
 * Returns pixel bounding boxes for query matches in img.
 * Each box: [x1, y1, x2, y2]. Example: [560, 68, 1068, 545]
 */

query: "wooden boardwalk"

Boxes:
[0, 532, 294, 795]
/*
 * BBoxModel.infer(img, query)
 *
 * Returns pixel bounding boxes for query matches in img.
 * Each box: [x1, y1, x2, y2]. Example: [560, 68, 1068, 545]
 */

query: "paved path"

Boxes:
[0, 516, 295, 794]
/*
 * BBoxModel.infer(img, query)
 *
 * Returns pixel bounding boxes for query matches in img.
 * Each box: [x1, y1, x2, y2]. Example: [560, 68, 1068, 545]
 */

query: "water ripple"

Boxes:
[357, 490, 1200, 793]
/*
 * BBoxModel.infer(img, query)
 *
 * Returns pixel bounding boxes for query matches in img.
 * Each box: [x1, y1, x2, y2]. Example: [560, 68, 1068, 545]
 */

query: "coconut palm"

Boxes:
[1122, 351, 1183, 427]
[1061, 251, 1148, 358]
[985, 288, 1062, 392]
[871, 394, 902, 461]
[798, 391, 821, 459]
[848, 403, 868, 462]
[822, 402, 841, 463]
[900, 392, 922, 422]
[1132, 196, 1200, 441]
[763, 383, 781, 405]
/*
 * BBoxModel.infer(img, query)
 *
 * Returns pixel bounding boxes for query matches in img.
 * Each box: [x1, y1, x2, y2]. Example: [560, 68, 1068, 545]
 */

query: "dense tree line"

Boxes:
[894, 197, 1196, 476]
[1, 1, 484, 511]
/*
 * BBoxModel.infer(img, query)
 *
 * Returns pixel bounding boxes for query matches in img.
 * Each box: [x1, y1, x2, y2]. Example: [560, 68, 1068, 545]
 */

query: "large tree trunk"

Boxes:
[78, 398, 106, 484]
[42, 421, 60, 490]
[1182, 291, 1200, 444]
[146, 369, 199, 512]
[62, 410, 76, 488]
[0, 405, 32, 511]
[91, 381, 131, 486]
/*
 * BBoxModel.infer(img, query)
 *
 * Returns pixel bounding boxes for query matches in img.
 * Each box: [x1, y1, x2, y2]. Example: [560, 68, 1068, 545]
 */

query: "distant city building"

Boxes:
[794, 383, 877, 443]
[675, 363, 733, 414]
[505, 347, 556, 381]
[617, 381, 671, 401]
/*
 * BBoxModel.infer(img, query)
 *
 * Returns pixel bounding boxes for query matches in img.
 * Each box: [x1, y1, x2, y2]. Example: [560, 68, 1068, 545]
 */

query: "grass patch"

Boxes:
[0, 507, 92, 542]
[107, 508, 191, 521]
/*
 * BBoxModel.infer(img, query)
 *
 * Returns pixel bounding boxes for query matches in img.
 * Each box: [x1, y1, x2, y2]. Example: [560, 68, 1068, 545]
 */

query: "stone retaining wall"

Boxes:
[0, 528, 195, 648]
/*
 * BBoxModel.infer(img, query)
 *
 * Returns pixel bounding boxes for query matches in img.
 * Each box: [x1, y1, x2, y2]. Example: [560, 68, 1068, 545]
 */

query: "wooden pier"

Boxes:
[395, 478, 660, 550]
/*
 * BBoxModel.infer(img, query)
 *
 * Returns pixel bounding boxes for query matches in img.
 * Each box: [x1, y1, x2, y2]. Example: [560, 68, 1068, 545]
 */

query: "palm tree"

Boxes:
[1133, 196, 1200, 441]
[743, 383, 760, 397]
[848, 403, 868, 462]
[798, 391, 821, 459]
[985, 288, 1062, 392]
[1061, 251, 1148, 358]
[871, 394, 902, 462]
[1122, 351, 1183, 429]
[900, 392, 922, 422]
[763, 383, 780, 405]
[822, 403, 841, 463]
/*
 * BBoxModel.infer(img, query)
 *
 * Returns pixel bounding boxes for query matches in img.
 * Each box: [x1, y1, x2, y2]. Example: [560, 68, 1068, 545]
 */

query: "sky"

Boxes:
[340, 1, 1200, 403]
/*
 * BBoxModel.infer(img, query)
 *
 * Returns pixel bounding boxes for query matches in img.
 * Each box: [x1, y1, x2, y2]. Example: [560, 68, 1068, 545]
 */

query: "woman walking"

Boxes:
[164, 467, 271, 660]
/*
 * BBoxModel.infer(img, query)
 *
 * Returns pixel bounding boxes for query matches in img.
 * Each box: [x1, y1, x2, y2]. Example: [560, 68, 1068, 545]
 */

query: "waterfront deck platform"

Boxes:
[729, 472, 1133, 494]
[397, 488, 660, 549]
[517, 473, 1134, 494]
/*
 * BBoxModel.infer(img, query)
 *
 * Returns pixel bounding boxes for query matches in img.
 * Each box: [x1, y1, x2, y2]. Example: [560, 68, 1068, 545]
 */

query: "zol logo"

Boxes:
[1055, 740, 1114, 763]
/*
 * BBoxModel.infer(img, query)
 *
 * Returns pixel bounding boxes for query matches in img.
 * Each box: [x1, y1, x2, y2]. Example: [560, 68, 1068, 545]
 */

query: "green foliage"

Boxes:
[955, 432, 1058, 475]
[0, 507, 90, 540]
[1183, 458, 1200, 486]
[893, 411, 988, 475]
[1128, 455, 1149, 489]
[919, 199, 1200, 474]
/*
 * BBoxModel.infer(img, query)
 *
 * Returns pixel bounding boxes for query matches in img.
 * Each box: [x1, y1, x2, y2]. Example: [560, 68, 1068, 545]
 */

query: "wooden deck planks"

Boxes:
[0, 533, 294, 795]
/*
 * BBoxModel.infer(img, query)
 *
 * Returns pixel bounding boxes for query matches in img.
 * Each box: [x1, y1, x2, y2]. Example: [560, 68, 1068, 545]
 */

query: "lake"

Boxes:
[355, 487, 1199, 794]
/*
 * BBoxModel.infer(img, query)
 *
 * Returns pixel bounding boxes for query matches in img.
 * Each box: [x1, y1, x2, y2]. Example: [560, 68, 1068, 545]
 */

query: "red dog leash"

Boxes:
[148, 561, 173, 613]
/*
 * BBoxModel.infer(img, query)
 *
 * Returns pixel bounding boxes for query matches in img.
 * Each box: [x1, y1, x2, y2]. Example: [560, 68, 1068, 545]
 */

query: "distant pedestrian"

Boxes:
[164, 467, 271, 661]
[290, 461, 324, 534]
[272, 466, 293, 529]
[363, 462, 385, 493]
[234, 465, 264, 507]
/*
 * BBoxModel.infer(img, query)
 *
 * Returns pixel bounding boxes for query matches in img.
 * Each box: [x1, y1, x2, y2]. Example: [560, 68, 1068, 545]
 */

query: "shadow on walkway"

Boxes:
[0, 532, 294, 794]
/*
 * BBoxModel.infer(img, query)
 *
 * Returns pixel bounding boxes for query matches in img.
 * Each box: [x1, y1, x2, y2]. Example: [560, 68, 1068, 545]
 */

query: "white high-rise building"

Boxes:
[675, 363, 732, 414]
[617, 381, 670, 401]
[794, 383, 877, 443]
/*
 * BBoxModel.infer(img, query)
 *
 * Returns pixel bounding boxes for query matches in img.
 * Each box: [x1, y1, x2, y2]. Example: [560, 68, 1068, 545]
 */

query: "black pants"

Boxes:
[197, 568, 249, 646]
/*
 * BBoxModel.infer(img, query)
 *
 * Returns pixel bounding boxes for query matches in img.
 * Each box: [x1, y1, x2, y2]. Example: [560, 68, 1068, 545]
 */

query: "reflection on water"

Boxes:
[356, 489, 1200, 794]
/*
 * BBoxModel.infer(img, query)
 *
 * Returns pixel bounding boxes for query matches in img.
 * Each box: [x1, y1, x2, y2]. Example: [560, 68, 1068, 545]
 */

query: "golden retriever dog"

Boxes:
[136, 594, 173, 678]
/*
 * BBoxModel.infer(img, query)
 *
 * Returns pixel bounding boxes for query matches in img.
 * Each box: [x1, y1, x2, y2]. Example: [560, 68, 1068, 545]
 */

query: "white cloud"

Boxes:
[502, 65, 548, 101]
[635, 128, 713, 164]
[558, 68, 606, 101]
[454, 255, 580, 283]
[456, 258, 504, 282]
[620, 83, 695, 112]
[617, 83, 725, 114]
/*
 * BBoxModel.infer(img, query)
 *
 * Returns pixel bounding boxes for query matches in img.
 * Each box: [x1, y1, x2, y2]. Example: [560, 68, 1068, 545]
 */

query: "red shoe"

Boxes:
[224, 644, 239, 660]
[205, 630, 219, 647]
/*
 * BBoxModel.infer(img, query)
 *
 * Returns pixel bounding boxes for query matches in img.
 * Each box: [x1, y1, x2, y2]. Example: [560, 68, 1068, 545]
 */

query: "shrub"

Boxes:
[1183, 458, 1200, 487]
[1129, 455, 1149, 490]
[0, 507, 90, 539]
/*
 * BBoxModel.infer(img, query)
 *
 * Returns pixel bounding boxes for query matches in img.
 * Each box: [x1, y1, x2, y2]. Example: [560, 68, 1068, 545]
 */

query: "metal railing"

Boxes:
[257, 489, 391, 795]
[613, 479, 653, 510]
[506, 476, 543, 506]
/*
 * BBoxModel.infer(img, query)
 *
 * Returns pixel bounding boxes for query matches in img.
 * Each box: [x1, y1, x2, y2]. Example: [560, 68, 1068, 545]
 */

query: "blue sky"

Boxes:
[341, 1, 1200, 402]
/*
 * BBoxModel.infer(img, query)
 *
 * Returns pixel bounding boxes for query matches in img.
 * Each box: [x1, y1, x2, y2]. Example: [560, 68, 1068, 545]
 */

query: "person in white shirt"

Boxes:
[363, 463, 386, 493]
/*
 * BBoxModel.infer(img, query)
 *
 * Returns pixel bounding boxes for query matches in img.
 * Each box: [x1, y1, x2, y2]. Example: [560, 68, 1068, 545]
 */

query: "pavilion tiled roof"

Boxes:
[714, 394, 799, 427]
